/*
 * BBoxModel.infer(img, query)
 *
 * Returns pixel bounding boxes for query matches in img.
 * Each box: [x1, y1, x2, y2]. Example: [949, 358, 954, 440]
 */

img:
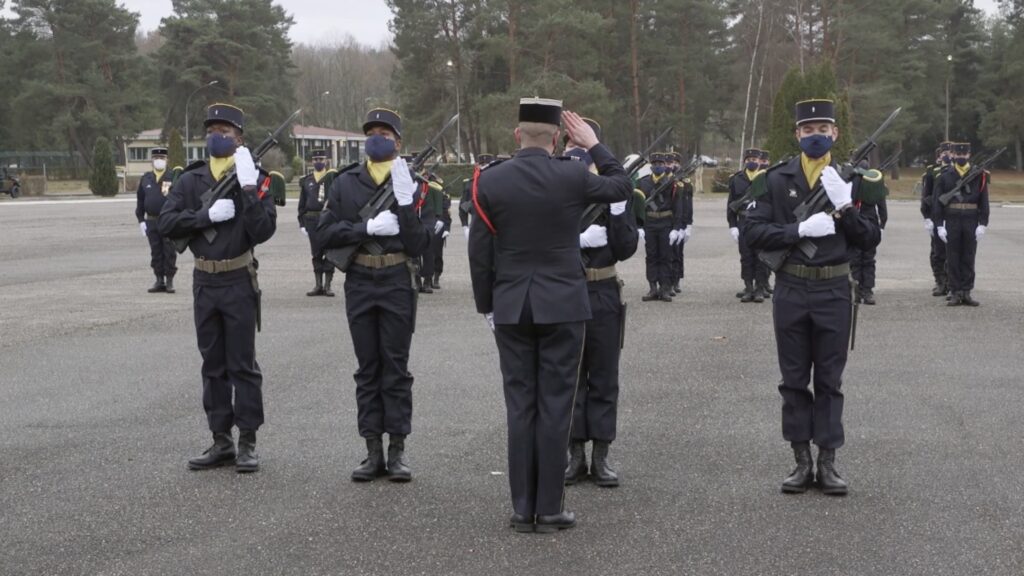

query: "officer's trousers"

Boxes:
[146, 221, 177, 277]
[946, 214, 979, 293]
[849, 246, 878, 289]
[432, 231, 445, 278]
[303, 214, 330, 274]
[929, 230, 947, 285]
[573, 279, 622, 443]
[644, 216, 673, 285]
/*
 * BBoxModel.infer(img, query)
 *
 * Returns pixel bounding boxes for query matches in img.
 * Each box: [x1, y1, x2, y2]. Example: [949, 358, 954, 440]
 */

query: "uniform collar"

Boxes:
[515, 147, 552, 158]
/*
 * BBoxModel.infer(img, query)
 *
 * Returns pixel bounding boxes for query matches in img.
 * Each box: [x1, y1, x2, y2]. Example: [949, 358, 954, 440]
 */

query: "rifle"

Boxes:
[643, 155, 699, 211]
[172, 108, 303, 254]
[325, 113, 459, 272]
[937, 147, 1005, 207]
[878, 150, 901, 172]
[579, 126, 675, 233]
[759, 106, 902, 272]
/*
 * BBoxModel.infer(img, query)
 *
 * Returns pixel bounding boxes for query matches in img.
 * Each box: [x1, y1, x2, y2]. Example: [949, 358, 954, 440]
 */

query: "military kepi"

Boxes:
[362, 108, 402, 138]
[744, 148, 760, 159]
[953, 142, 971, 154]
[205, 103, 245, 132]
[519, 97, 562, 126]
[795, 99, 835, 126]
[151, 147, 168, 157]
[309, 149, 327, 159]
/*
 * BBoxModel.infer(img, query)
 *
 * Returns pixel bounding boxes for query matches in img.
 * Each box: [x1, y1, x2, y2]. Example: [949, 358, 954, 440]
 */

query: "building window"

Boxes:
[129, 147, 150, 161]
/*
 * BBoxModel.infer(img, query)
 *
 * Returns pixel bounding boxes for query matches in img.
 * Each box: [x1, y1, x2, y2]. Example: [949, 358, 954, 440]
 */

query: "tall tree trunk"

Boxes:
[1016, 136, 1022, 172]
[795, 0, 805, 74]
[740, 0, 765, 161]
[508, 0, 518, 86]
[750, 24, 770, 147]
[629, 0, 642, 148]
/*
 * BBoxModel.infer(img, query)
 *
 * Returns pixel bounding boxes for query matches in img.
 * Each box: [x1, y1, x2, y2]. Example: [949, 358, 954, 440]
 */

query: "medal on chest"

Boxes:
[161, 181, 172, 196]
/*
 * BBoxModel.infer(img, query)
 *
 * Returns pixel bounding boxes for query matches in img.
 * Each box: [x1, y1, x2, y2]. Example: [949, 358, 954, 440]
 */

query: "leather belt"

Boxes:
[585, 266, 618, 282]
[646, 210, 673, 219]
[194, 251, 253, 274]
[145, 214, 160, 221]
[948, 203, 978, 211]
[303, 210, 322, 216]
[780, 262, 850, 281]
[353, 252, 409, 269]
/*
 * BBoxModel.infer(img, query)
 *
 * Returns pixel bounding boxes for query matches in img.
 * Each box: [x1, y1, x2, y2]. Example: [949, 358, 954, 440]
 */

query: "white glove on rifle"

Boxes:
[730, 227, 739, 242]
[797, 212, 835, 238]
[610, 200, 627, 216]
[366, 211, 400, 236]
[140, 222, 147, 237]
[434, 221, 444, 235]
[820, 166, 853, 210]
[976, 224, 986, 239]
[638, 228, 645, 241]
[300, 227, 308, 237]
[682, 226, 692, 244]
[390, 157, 416, 206]
[924, 219, 935, 234]
[937, 225, 948, 243]
[668, 229, 681, 246]
[234, 146, 259, 188]
[208, 198, 236, 223]
[579, 224, 608, 249]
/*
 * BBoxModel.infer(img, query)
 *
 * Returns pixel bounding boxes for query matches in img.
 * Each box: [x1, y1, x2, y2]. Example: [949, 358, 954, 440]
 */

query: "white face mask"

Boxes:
[153, 159, 167, 171]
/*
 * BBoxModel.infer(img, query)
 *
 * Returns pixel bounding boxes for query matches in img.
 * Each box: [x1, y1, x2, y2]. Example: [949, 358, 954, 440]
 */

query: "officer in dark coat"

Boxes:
[431, 177, 452, 289]
[922, 143, 952, 296]
[850, 184, 888, 305]
[298, 150, 336, 297]
[136, 147, 180, 293]
[469, 100, 632, 533]
[459, 154, 495, 238]
[638, 153, 684, 302]
[933, 142, 989, 307]
[317, 108, 430, 482]
[158, 103, 278, 473]
[667, 151, 693, 295]
[744, 99, 882, 496]
[727, 148, 767, 302]
[561, 119, 638, 489]
[413, 171, 443, 294]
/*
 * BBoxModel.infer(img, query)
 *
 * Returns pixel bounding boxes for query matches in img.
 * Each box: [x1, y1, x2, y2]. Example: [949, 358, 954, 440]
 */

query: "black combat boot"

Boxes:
[509, 513, 535, 533]
[861, 288, 876, 305]
[351, 436, 386, 482]
[781, 442, 814, 494]
[672, 280, 682, 295]
[753, 282, 767, 303]
[764, 281, 773, 295]
[322, 271, 335, 297]
[416, 276, 432, 294]
[740, 281, 755, 303]
[816, 448, 848, 495]
[187, 432, 235, 471]
[148, 274, 166, 293]
[564, 441, 588, 485]
[535, 511, 576, 534]
[307, 272, 324, 297]
[236, 429, 259, 473]
[590, 441, 619, 487]
[735, 287, 746, 299]
[164, 274, 175, 294]
[961, 291, 980, 307]
[642, 282, 659, 302]
[386, 434, 412, 482]
[932, 281, 948, 297]
[658, 283, 673, 303]
[431, 273, 442, 290]
[947, 291, 963, 306]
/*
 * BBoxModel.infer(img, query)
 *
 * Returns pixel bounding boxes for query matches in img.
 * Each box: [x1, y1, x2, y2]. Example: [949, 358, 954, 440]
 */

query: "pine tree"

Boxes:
[89, 137, 118, 197]
[167, 128, 186, 170]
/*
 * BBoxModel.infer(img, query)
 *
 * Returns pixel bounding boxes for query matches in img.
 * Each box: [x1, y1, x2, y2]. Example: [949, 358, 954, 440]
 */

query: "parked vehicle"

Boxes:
[0, 167, 20, 199]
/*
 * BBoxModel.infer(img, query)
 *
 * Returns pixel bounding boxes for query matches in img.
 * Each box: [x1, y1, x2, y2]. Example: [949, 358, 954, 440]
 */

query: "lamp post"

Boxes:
[945, 54, 953, 142]
[447, 59, 461, 162]
[184, 80, 219, 163]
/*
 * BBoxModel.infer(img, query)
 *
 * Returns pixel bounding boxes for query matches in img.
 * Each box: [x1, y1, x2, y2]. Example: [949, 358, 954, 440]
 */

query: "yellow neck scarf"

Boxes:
[313, 169, 328, 183]
[955, 163, 971, 177]
[745, 169, 762, 181]
[800, 152, 832, 188]
[153, 169, 165, 182]
[210, 157, 235, 182]
[367, 160, 393, 186]
[651, 173, 665, 184]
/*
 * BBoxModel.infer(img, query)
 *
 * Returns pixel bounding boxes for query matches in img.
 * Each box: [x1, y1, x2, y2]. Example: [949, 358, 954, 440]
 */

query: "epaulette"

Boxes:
[681, 177, 692, 184]
[269, 170, 285, 179]
[428, 181, 444, 192]
[856, 177, 888, 204]
[267, 171, 287, 206]
[749, 159, 787, 199]
[633, 188, 646, 200]
[183, 160, 207, 173]
[479, 159, 505, 171]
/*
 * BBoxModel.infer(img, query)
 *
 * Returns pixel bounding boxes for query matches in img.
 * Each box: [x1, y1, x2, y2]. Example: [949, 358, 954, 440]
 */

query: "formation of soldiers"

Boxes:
[136, 94, 992, 534]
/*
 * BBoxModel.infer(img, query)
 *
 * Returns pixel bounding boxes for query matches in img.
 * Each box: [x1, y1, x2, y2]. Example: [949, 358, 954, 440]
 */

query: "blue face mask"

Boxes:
[799, 134, 833, 159]
[652, 165, 667, 176]
[365, 134, 397, 162]
[745, 161, 759, 171]
[955, 157, 968, 166]
[207, 133, 237, 158]
[313, 161, 326, 172]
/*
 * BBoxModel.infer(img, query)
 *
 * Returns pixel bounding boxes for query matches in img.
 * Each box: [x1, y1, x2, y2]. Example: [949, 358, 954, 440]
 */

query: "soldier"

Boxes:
[158, 103, 277, 473]
[317, 108, 430, 482]
[934, 142, 989, 307]
[414, 170, 444, 294]
[431, 178, 452, 289]
[297, 150, 336, 297]
[727, 148, 766, 303]
[135, 147, 180, 293]
[922, 143, 952, 296]
[850, 185, 888, 305]
[744, 99, 883, 496]
[638, 153, 683, 302]
[469, 101, 631, 533]
[459, 154, 494, 239]
[562, 118, 638, 488]
[757, 149, 774, 296]
[667, 151, 694, 295]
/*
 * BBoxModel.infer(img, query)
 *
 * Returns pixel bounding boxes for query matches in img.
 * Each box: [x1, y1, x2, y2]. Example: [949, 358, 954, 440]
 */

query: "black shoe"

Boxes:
[642, 282, 659, 302]
[816, 448, 849, 495]
[658, 283, 673, 303]
[764, 282, 774, 295]
[148, 275, 166, 293]
[510, 513, 535, 533]
[351, 436, 387, 482]
[861, 288, 876, 305]
[386, 435, 412, 482]
[416, 276, 433, 294]
[536, 511, 576, 534]
[740, 281, 755, 303]
[164, 275, 176, 294]
[947, 292, 963, 306]
[236, 429, 259, 473]
[672, 281, 682, 294]
[307, 272, 324, 297]
[932, 282, 948, 297]
[564, 441, 588, 485]
[322, 272, 335, 297]
[753, 283, 767, 303]
[961, 291, 980, 307]
[431, 274, 442, 290]
[187, 432, 235, 470]
[781, 443, 814, 494]
[590, 441, 619, 487]
[735, 288, 746, 299]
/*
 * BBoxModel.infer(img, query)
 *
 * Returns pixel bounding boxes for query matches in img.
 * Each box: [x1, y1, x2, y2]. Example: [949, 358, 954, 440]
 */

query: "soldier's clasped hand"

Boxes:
[390, 157, 416, 206]
[234, 146, 259, 188]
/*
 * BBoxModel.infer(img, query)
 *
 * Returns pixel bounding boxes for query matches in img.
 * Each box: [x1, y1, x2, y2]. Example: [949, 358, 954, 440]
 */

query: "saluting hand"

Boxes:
[562, 111, 599, 150]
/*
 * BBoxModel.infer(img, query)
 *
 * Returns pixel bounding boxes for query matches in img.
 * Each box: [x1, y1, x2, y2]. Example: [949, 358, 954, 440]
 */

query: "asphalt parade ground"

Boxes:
[1, 195, 1022, 575]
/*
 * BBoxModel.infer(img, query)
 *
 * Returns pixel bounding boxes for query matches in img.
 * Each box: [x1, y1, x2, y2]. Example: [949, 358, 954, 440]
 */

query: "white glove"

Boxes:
[463, 227, 470, 241]
[300, 227, 308, 237]
[937, 226, 948, 243]
[797, 212, 835, 238]
[208, 198, 236, 223]
[139, 222, 147, 236]
[638, 228, 646, 241]
[730, 227, 739, 242]
[668, 229, 681, 246]
[976, 224, 986, 239]
[390, 157, 416, 206]
[366, 211, 400, 236]
[484, 312, 495, 332]
[610, 200, 627, 216]
[234, 146, 258, 188]
[682, 226, 692, 244]
[820, 166, 852, 210]
[442, 231, 450, 239]
[579, 224, 608, 249]
[924, 219, 935, 234]
[434, 221, 444, 234]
